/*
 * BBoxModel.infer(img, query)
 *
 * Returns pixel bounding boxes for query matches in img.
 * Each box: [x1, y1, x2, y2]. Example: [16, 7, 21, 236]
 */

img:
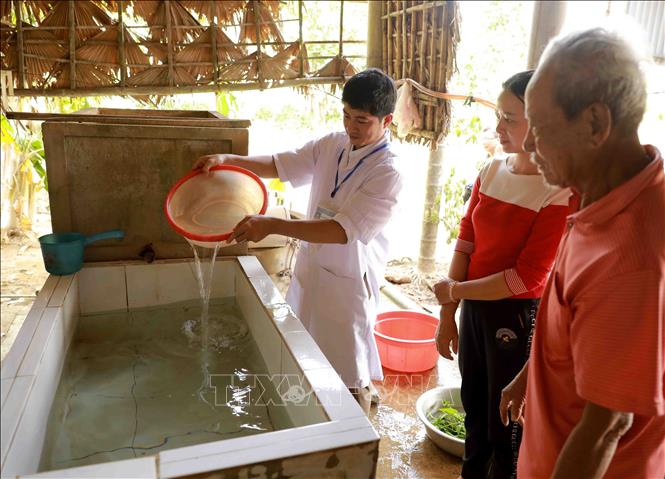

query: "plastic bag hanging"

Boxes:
[393, 82, 422, 138]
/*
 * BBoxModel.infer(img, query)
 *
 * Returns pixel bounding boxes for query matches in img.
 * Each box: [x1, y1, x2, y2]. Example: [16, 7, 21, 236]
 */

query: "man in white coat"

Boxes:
[195, 69, 402, 412]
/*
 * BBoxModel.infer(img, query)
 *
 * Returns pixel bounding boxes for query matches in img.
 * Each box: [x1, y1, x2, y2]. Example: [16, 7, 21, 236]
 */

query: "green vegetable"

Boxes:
[428, 400, 466, 439]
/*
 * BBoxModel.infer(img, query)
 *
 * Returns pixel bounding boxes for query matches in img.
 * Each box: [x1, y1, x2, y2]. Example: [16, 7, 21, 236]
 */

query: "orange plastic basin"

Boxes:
[374, 310, 439, 373]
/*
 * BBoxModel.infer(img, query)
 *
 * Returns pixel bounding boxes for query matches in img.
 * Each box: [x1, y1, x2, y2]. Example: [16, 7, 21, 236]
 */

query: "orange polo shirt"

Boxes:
[518, 146, 665, 478]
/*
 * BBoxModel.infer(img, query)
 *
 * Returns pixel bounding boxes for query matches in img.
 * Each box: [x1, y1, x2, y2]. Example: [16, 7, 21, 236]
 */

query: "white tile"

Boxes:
[282, 331, 332, 371]
[62, 275, 80, 349]
[2, 318, 65, 476]
[1, 307, 45, 379]
[303, 368, 366, 421]
[237, 255, 267, 277]
[211, 259, 237, 299]
[159, 423, 379, 479]
[158, 417, 371, 464]
[271, 310, 306, 335]
[47, 274, 75, 308]
[278, 350, 328, 427]
[21, 456, 157, 478]
[126, 263, 199, 309]
[0, 375, 35, 465]
[79, 265, 127, 314]
[31, 276, 60, 310]
[236, 276, 280, 376]
[0, 378, 13, 407]
[16, 309, 59, 377]
[248, 275, 284, 306]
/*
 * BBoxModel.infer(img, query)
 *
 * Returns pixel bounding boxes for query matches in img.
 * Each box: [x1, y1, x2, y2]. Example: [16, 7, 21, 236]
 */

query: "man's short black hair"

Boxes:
[342, 68, 396, 118]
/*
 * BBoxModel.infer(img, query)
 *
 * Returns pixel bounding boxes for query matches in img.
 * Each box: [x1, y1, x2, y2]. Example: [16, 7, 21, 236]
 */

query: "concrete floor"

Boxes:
[1, 240, 462, 478]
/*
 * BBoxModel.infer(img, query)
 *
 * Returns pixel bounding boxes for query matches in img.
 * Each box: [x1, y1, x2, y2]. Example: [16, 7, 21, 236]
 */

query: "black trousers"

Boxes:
[458, 298, 538, 479]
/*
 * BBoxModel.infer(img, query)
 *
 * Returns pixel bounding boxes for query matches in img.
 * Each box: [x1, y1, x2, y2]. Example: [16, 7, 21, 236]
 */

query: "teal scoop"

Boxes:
[38, 230, 124, 275]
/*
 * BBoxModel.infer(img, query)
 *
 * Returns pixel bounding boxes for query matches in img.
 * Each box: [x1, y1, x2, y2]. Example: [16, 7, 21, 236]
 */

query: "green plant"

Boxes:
[429, 400, 466, 439]
[215, 91, 238, 117]
[1, 115, 47, 190]
[427, 167, 467, 243]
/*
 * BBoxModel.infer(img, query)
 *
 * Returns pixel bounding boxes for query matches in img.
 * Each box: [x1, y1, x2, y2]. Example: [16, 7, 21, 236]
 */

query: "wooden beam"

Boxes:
[164, 0, 175, 87]
[118, 0, 126, 87]
[210, 17, 219, 84]
[253, 0, 263, 87]
[15, 1, 26, 89]
[298, 0, 304, 76]
[11, 77, 348, 98]
[339, 0, 344, 58]
[68, 0, 76, 89]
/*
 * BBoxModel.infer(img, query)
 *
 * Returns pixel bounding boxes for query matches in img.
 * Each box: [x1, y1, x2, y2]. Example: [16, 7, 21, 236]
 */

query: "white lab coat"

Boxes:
[274, 131, 402, 388]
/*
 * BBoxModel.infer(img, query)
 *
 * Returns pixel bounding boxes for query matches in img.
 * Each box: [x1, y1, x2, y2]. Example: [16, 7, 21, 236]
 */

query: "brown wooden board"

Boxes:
[6, 111, 251, 128]
[75, 108, 226, 119]
[42, 121, 250, 262]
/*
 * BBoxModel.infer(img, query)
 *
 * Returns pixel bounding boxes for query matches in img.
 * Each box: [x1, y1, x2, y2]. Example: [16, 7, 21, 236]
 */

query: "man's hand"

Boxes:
[435, 305, 459, 360]
[228, 215, 275, 243]
[193, 154, 229, 173]
[499, 364, 528, 426]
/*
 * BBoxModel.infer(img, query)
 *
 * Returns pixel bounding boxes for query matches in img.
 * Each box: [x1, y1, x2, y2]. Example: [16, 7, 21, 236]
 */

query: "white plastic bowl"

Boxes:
[416, 386, 465, 458]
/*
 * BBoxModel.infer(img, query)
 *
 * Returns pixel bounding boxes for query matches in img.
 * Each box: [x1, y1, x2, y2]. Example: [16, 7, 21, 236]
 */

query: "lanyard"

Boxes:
[330, 143, 389, 198]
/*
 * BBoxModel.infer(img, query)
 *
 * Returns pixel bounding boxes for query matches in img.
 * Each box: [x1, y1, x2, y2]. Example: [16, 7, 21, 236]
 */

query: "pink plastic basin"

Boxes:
[374, 310, 439, 373]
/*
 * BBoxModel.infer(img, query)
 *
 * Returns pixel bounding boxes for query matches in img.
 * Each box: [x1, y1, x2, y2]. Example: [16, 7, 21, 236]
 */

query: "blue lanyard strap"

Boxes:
[331, 143, 389, 198]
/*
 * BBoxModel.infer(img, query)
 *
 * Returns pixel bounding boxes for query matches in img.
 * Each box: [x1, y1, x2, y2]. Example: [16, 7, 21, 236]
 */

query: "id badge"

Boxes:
[314, 203, 337, 220]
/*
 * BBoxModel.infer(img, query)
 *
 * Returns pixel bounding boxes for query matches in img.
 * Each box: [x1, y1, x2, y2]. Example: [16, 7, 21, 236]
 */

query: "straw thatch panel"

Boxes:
[40, 0, 112, 44]
[382, 0, 460, 148]
[239, 1, 285, 46]
[2, 21, 67, 88]
[179, 1, 246, 25]
[3, 0, 366, 97]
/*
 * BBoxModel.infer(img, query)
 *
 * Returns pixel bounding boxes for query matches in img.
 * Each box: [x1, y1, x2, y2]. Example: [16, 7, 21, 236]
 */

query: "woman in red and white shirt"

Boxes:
[433, 70, 575, 479]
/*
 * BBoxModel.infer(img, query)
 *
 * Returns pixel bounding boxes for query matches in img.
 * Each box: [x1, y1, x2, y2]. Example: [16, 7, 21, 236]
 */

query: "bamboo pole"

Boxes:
[118, 0, 126, 87]
[386, 1, 392, 76]
[298, 0, 304, 76]
[68, 0, 76, 89]
[211, 16, 218, 84]
[395, 1, 402, 78]
[338, 0, 344, 58]
[164, 0, 175, 87]
[418, 145, 444, 273]
[12, 76, 349, 97]
[426, 3, 437, 131]
[409, 1, 416, 77]
[253, 0, 263, 87]
[418, 1, 426, 82]
[401, 1, 407, 77]
[436, 2, 447, 91]
[382, 1, 446, 16]
[378, 1, 387, 70]
[15, 1, 26, 89]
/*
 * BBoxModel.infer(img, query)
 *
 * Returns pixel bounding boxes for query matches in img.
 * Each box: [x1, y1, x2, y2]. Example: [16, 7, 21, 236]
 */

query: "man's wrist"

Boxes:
[449, 281, 460, 303]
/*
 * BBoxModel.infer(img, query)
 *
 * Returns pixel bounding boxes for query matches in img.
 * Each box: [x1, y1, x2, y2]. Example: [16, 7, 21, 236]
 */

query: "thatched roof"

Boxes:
[1, 0, 373, 97]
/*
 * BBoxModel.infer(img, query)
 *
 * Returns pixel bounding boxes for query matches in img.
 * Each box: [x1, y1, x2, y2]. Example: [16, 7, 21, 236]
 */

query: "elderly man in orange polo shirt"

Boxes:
[499, 28, 665, 478]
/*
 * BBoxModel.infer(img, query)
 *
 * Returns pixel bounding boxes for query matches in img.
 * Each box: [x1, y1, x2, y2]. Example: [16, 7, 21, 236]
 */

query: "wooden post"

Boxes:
[165, 0, 175, 86]
[211, 16, 219, 84]
[417, 143, 444, 274]
[367, 0, 382, 69]
[118, 0, 126, 87]
[418, 2, 426, 82]
[527, 1, 566, 68]
[401, 1, 407, 77]
[253, 1, 263, 87]
[69, 0, 76, 89]
[386, 1, 392, 76]
[338, 0, 344, 58]
[15, 1, 26, 89]
[298, 0, 304, 76]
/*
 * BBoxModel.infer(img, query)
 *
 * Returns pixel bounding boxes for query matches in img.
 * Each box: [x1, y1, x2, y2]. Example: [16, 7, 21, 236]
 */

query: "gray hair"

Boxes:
[539, 28, 647, 133]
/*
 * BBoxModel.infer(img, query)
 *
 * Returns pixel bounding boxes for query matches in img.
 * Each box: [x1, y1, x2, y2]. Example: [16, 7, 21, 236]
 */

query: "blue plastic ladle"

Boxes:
[38, 230, 124, 275]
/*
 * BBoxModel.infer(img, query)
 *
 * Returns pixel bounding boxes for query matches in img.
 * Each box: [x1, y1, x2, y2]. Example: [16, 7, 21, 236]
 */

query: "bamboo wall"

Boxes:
[382, 0, 459, 146]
